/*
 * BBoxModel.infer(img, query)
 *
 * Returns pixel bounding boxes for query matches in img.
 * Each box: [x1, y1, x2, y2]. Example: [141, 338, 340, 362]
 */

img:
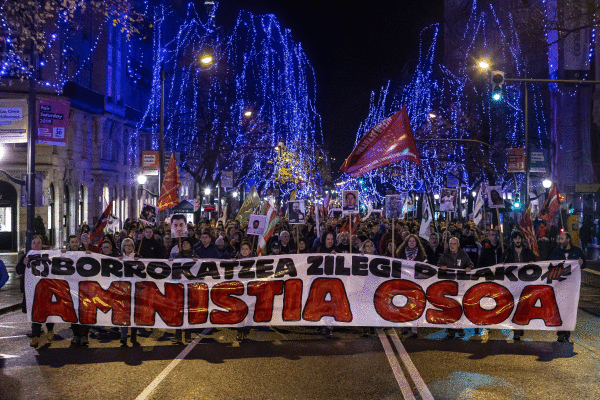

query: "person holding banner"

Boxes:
[501, 231, 536, 341]
[397, 234, 427, 262]
[278, 231, 296, 254]
[236, 241, 255, 341]
[136, 226, 164, 259]
[194, 231, 221, 259]
[16, 235, 55, 348]
[397, 234, 427, 338]
[315, 232, 336, 254]
[549, 231, 585, 343]
[62, 235, 91, 346]
[118, 238, 141, 346]
[438, 237, 473, 340]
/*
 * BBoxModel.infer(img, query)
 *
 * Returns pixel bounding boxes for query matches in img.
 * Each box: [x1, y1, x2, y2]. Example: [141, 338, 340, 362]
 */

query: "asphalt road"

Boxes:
[1, 262, 599, 400]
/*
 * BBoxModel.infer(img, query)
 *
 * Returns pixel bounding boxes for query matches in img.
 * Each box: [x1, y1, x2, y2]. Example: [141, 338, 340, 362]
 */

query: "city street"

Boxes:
[2, 261, 599, 400]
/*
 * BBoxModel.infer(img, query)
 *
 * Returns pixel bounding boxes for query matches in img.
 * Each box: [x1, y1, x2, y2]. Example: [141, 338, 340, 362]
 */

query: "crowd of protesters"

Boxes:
[16, 211, 585, 348]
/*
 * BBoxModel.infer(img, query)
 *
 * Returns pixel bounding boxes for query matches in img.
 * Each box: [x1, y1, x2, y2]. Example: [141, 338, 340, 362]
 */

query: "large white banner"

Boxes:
[24, 251, 580, 331]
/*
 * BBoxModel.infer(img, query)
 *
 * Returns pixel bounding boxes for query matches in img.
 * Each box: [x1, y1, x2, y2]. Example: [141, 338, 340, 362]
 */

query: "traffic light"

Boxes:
[512, 200, 522, 210]
[491, 70, 505, 101]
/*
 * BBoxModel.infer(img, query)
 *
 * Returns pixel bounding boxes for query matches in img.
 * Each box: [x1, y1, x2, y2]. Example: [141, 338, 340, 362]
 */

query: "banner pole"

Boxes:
[349, 214, 353, 254]
[296, 225, 300, 254]
[252, 235, 256, 255]
[392, 218, 395, 257]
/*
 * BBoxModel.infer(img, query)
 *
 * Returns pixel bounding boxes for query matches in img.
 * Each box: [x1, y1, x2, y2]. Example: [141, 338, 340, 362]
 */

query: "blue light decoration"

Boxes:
[343, 0, 595, 207]
[130, 5, 325, 200]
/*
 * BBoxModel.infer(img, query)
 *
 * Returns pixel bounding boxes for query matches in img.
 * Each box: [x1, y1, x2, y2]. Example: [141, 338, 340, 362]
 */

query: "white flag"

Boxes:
[419, 197, 433, 241]
[473, 186, 485, 226]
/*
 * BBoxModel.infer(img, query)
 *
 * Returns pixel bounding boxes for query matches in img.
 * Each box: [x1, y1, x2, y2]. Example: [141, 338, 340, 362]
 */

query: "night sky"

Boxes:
[218, 1, 445, 176]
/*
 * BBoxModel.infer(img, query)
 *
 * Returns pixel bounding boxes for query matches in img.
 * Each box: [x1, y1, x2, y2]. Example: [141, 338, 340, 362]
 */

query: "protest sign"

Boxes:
[25, 251, 580, 331]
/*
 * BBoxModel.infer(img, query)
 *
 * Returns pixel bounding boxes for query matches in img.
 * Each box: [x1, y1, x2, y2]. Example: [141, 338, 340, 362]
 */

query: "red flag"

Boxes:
[537, 186, 560, 222]
[90, 201, 113, 240]
[158, 154, 181, 211]
[519, 203, 539, 259]
[340, 104, 421, 178]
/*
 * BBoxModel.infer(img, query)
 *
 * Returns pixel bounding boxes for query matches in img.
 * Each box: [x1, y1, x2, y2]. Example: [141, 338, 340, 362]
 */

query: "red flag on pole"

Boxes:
[537, 186, 560, 222]
[158, 153, 181, 212]
[90, 201, 113, 240]
[519, 203, 539, 259]
[340, 104, 421, 177]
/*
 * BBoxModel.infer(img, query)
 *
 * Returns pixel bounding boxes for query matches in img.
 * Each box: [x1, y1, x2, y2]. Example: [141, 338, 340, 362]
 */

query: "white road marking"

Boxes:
[583, 268, 600, 276]
[135, 328, 211, 400]
[388, 329, 434, 400]
[0, 354, 19, 359]
[378, 329, 415, 400]
[0, 335, 26, 340]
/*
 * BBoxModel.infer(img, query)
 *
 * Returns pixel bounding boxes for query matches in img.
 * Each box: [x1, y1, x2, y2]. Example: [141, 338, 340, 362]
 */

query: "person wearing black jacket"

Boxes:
[479, 229, 503, 268]
[16, 235, 55, 348]
[438, 237, 473, 339]
[502, 230, 536, 341]
[548, 231, 585, 343]
[136, 225, 164, 258]
[194, 231, 221, 259]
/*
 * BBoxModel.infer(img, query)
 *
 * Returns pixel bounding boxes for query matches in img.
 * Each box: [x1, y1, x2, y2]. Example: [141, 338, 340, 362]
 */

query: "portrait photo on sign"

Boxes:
[342, 190, 359, 213]
[439, 188, 457, 212]
[288, 200, 306, 224]
[139, 203, 158, 225]
[385, 194, 405, 219]
[248, 214, 267, 235]
[487, 186, 504, 208]
[170, 214, 188, 238]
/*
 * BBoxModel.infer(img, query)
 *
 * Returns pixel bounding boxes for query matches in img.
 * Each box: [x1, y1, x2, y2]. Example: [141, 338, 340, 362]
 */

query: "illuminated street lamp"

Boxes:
[477, 60, 490, 70]
[542, 179, 552, 189]
[244, 110, 253, 118]
[434, 194, 440, 200]
[204, 187, 212, 196]
[199, 53, 213, 66]
[136, 174, 148, 185]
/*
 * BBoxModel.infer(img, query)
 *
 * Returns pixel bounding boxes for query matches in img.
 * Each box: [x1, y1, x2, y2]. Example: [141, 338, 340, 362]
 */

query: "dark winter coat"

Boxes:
[437, 248, 474, 270]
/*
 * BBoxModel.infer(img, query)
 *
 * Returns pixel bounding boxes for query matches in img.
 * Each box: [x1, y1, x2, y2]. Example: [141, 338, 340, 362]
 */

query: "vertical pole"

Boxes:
[391, 218, 395, 257]
[524, 81, 530, 205]
[349, 214, 352, 254]
[26, 52, 37, 252]
[159, 66, 166, 199]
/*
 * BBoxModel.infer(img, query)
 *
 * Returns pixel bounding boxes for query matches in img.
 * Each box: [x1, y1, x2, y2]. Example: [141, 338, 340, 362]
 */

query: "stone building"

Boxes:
[0, 16, 194, 252]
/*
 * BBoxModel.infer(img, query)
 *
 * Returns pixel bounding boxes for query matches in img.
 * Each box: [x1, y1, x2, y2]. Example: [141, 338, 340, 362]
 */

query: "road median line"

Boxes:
[135, 328, 211, 400]
[377, 329, 415, 400]
[388, 329, 434, 400]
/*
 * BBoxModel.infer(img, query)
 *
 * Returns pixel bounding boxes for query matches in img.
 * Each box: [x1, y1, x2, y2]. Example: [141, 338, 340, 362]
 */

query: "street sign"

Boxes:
[507, 148, 525, 173]
[0, 98, 28, 144]
[37, 99, 69, 146]
[529, 147, 547, 173]
[142, 151, 159, 175]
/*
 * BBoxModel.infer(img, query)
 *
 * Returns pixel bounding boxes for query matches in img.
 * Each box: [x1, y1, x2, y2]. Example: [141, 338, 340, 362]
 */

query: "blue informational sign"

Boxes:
[529, 146, 547, 173]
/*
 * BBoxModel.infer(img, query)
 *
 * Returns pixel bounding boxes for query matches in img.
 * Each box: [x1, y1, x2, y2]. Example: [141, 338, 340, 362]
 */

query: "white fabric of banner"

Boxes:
[25, 251, 580, 331]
